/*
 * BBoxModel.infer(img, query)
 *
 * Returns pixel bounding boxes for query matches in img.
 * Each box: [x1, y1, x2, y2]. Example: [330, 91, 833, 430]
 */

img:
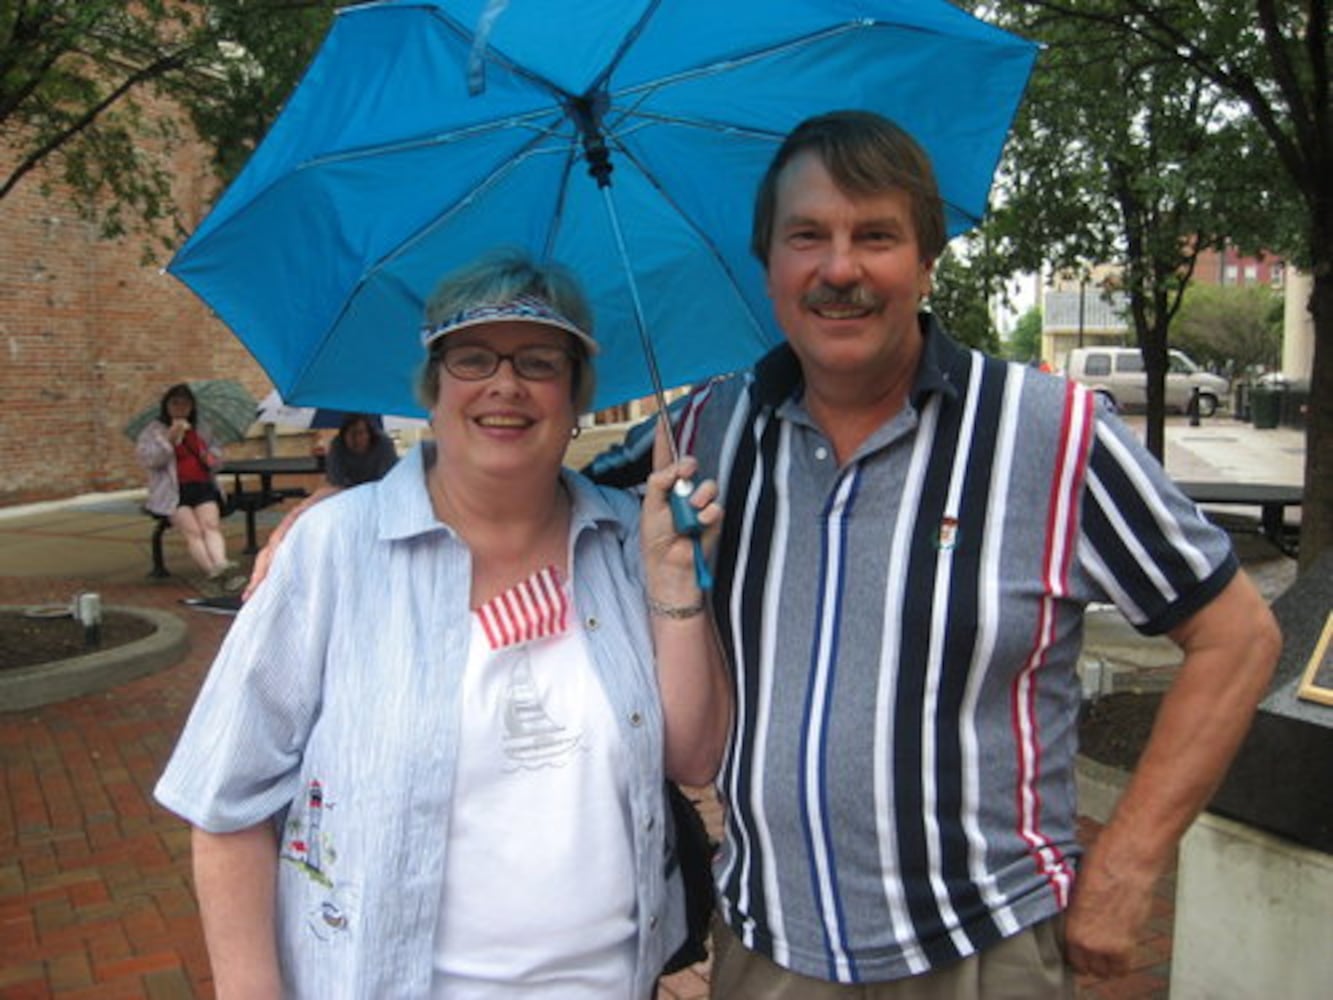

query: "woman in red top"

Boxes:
[135, 384, 245, 594]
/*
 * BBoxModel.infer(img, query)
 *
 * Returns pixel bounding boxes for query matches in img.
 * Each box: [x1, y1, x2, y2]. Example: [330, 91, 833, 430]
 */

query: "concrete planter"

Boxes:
[0, 605, 187, 712]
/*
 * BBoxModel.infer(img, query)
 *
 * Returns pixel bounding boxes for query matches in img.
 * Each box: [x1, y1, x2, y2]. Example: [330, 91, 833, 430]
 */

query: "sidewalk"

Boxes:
[0, 415, 1305, 998]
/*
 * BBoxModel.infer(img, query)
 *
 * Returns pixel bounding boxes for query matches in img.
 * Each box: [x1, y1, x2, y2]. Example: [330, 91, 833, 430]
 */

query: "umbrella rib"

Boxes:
[584, 0, 664, 95]
[615, 21, 873, 102]
[599, 134, 770, 346]
[293, 109, 568, 172]
[304, 128, 582, 391]
[608, 106, 984, 230]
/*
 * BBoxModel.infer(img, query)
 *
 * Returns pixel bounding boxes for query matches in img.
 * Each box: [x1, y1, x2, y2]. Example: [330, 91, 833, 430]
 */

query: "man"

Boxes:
[588, 110, 1279, 995]
[251, 110, 1280, 995]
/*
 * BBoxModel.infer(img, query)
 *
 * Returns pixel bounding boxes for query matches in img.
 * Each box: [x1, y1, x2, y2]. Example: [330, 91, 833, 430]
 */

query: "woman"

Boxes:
[135, 383, 245, 594]
[324, 412, 398, 488]
[154, 249, 730, 998]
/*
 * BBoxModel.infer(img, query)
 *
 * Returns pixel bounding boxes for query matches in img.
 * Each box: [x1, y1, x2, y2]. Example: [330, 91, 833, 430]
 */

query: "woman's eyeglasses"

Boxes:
[439, 344, 575, 382]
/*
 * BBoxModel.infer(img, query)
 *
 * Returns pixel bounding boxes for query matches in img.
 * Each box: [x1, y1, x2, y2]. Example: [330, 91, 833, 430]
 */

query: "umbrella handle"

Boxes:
[669, 482, 714, 593]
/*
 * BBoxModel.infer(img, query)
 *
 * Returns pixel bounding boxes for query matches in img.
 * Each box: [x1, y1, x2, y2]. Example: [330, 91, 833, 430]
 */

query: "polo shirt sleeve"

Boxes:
[1076, 410, 1238, 636]
[154, 515, 336, 832]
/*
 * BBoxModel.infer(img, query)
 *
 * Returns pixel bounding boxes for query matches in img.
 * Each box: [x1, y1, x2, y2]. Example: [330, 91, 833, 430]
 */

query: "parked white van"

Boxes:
[1065, 347, 1229, 417]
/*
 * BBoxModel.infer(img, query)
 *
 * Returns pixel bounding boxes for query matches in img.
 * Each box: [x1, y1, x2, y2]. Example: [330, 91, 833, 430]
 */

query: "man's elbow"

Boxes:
[1247, 603, 1282, 685]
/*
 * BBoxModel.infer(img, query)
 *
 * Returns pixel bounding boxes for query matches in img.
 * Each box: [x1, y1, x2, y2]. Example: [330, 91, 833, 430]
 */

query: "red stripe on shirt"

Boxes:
[1012, 381, 1094, 906]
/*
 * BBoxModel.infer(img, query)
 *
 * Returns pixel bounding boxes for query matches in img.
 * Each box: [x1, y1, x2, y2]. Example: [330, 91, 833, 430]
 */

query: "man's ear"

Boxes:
[917, 257, 936, 301]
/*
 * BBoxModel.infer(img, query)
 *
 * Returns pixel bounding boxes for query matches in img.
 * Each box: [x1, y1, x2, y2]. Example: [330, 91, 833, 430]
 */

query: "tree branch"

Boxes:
[0, 48, 191, 202]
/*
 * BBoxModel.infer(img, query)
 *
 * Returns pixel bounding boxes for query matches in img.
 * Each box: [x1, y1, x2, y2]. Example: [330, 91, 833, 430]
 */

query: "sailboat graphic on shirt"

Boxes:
[502, 653, 582, 766]
[474, 564, 584, 769]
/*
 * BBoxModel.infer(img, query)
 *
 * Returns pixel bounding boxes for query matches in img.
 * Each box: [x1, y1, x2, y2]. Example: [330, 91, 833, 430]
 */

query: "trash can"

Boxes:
[1250, 386, 1281, 429]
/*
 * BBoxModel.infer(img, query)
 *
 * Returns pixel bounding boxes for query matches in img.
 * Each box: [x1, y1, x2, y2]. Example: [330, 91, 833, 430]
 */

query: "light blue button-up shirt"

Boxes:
[156, 445, 684, 998]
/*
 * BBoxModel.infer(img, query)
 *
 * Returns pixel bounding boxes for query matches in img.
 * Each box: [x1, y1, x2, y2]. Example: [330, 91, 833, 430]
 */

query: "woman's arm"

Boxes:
[192, 823, 283, 1000]
[640, 419, 732, 786]
[134, 423, 174, 470]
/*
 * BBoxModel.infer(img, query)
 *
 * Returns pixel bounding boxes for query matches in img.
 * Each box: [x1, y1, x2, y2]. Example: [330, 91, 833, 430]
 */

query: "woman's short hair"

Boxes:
[750, 110, 947, 267]
[158, 383, 198, 426]
[417, 248, 597, 413]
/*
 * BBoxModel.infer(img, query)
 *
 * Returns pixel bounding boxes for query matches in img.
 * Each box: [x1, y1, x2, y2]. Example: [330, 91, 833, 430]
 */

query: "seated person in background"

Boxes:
[136, 383, 246, 595]
[325, 412, 398, 488]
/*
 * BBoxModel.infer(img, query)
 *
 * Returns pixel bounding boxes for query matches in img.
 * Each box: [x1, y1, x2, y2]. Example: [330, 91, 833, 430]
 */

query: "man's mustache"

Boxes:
[801, 286, 884, 310]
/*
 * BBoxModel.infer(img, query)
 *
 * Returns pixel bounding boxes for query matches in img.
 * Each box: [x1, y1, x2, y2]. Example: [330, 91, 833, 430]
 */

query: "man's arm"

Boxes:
[192, 823, 283, 999]
[1064, 571, 1280, 977]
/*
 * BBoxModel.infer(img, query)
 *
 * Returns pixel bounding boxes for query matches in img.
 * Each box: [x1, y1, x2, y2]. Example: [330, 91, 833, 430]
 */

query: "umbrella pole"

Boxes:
[597, 184, 713, 592]
[595, 186, 681, 465]
[578, 102, 711, 590]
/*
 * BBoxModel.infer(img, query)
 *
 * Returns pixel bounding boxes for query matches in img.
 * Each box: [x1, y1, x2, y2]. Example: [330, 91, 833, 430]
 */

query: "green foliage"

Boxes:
[978, 0, 1311, 456]
[1007, 306, 1044, 364]
[929, 247, 1000, 353]
[0, 1, 338, 253]
[985, 0, 1331, 562]
[1169, 283, 1282, 374]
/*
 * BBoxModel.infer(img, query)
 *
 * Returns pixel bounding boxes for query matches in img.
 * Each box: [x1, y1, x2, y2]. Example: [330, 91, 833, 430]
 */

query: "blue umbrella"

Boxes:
[167, 0, 1036, 419]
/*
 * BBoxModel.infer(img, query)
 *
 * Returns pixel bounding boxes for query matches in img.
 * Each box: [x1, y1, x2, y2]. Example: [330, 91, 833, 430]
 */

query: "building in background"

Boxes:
[1040, 265, 1130, 370]
[0, 119, 272, 506]
[1193, 246, 1286, 290]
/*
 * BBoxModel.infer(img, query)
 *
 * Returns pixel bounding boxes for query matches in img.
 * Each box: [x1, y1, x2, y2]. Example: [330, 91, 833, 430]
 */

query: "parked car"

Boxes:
[1065, 347, 1230, 417]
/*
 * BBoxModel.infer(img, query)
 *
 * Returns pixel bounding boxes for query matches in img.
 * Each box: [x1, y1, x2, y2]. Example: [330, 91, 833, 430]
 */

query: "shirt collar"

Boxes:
[751, 312, 964, 411]
[375, 442, 626, 544]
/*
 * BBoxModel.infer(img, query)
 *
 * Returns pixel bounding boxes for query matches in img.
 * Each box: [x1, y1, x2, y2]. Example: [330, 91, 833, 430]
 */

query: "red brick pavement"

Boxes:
[1, 573, 1173, 999]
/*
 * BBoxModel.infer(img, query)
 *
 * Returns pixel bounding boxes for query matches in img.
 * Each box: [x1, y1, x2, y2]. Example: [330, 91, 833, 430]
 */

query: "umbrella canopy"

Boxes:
[255, 390, 427, 432]
[167, 0, 1037, 418]
[123, 379, 258, 445]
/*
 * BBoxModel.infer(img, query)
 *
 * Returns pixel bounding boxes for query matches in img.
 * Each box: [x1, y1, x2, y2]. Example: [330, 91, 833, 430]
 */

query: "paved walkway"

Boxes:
[0, 415, 1305, 998]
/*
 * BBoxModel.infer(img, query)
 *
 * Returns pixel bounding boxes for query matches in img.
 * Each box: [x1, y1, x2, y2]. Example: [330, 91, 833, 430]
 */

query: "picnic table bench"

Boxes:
[1175, 480, 1303, 558]
[146, 455, 327, 576]
[217, 455, 325, 554]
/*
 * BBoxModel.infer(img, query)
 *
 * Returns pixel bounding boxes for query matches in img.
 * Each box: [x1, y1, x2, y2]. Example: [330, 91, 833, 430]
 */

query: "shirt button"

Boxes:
[645, 815, 656, 831]
[585, 616, 600, 630]
[649, 914, 659, 931]
[814, 446, 829, 461]
[629, 711, 643, 726]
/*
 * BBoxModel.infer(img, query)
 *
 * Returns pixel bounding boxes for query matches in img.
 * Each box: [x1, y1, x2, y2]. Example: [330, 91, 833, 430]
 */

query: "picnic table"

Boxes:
[1176, 480, 1303, 558]
[216, 455, 326, 553]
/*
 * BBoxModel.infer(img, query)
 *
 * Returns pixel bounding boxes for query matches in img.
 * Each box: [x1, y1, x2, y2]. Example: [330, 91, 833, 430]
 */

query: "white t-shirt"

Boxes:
[432, 569, 637, 998]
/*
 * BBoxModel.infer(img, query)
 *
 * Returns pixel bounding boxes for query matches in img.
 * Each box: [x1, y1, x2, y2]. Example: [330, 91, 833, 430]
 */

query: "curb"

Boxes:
[0, 604, 189, 712]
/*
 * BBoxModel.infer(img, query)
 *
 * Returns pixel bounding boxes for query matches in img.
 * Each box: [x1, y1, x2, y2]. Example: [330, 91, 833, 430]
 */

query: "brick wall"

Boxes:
[1, 121, 270, 506]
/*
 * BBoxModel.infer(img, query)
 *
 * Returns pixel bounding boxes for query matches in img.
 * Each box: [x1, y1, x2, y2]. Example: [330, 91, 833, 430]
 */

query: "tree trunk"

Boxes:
[1300, 265, 1332, 572]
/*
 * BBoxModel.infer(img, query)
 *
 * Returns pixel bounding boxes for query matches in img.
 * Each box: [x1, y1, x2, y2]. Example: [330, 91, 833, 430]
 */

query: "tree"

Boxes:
[1170, 283, 1283, 376]
[1005, 0, 1332, 570]
[929, 244, 1002, 353]
[0, 1, 337, 248]
[984, 1, 1283, 460]
[1008, 306, 1045, 364]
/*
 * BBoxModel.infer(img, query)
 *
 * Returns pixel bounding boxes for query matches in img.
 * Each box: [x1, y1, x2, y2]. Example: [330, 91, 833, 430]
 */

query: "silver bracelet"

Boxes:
[646, 595, 706, 619]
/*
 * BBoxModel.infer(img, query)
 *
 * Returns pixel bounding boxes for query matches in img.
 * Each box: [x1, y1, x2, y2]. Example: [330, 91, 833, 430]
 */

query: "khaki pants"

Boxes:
[710, 915, 1074, 1000]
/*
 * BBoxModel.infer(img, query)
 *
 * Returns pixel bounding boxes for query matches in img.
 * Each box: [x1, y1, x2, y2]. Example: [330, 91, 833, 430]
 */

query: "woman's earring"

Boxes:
[570, 425, 582, 439]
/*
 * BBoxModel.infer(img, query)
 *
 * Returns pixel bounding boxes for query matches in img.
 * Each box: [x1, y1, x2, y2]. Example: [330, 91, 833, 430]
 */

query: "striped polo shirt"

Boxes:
[587, 316, 1237, 983]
